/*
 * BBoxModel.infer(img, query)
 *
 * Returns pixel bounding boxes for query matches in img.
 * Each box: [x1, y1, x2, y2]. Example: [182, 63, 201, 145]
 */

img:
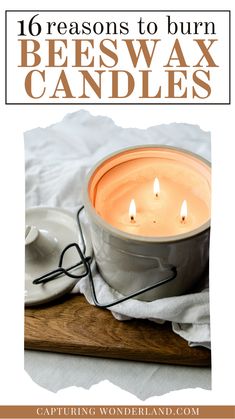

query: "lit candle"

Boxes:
[89, 147, 210, 237]
[84, 146, 211, 301]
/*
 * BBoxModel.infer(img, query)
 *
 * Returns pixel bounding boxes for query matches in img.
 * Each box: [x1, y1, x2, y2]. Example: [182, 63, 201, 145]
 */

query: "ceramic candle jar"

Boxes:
[84, 146, 211, 301]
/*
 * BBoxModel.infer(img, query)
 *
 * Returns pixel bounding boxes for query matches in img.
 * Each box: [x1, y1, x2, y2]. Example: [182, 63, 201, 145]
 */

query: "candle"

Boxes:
[90, 147, 210, 237]
[84, 146, 211, 301]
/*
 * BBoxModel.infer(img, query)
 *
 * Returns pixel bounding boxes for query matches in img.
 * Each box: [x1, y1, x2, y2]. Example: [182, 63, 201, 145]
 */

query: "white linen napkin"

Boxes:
[25, 110, 211, 349]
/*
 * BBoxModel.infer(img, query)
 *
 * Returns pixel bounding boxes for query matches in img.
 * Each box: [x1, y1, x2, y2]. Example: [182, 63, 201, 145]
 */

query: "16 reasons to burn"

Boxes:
[17, 15, 216, 37]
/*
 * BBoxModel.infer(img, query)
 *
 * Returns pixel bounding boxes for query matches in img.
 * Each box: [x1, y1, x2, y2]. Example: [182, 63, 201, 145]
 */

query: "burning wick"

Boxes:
[180, 199, 188, 223]
[129, 199, 136, 223]
[153, 177, 160, 197]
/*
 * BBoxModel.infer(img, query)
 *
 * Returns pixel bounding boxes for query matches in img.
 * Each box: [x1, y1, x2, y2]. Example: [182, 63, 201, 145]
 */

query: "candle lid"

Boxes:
[25, 207, 92, 306]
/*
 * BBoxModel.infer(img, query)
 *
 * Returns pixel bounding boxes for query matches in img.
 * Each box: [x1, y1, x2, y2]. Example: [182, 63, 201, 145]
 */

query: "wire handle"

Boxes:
[32, 206, 177, 308]
[32, 243, 91, 285]
[87, 264, 177, 308]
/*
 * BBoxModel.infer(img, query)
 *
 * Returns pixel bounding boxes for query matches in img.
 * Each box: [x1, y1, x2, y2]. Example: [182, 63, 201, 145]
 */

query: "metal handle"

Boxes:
[33, 206, 177, 309]
[88, 263, 177, 308]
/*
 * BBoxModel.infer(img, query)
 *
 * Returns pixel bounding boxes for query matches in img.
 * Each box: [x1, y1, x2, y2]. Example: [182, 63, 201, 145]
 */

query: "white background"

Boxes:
[0, 0, 235, 406]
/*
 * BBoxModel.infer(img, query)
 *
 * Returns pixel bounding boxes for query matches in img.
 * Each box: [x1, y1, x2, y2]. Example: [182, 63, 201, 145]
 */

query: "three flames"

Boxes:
[129, 177, 188, 223]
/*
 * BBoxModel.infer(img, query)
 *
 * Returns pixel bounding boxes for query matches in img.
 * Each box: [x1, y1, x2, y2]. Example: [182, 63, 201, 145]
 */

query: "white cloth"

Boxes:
[25, 110, 211, 349]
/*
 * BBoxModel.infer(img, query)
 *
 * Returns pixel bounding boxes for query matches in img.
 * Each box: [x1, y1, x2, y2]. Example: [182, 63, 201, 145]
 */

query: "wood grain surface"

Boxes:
[25, 294, 211, 367]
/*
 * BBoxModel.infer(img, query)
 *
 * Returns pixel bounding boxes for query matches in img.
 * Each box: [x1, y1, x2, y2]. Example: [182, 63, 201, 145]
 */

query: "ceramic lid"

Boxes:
[25, 207, 92, 306]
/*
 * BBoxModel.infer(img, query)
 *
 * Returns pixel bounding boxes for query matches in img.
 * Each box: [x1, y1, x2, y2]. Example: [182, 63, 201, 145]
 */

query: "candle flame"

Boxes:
[153, 177, 160, 197]
[129, 199, 136, 222]
[180, 199, 188, 222]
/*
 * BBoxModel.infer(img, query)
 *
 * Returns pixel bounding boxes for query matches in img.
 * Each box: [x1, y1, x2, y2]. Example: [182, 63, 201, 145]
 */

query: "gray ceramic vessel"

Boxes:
[84, 146, 211, 301]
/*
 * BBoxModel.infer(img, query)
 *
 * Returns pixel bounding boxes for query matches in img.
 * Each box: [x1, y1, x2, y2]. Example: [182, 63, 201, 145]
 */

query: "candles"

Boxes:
[84, 146, 211, 301]
[91, 147, 210, 238]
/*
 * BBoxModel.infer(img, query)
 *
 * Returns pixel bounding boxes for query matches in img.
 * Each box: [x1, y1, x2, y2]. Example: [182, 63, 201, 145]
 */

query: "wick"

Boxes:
[181, 216, 186, 224]
[130, 216, 135, 223]
[155, 193, 158, 198]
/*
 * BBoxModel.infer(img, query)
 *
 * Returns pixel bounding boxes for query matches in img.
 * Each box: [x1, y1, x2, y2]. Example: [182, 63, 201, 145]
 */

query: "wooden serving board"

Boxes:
[25, 295, 211, 367]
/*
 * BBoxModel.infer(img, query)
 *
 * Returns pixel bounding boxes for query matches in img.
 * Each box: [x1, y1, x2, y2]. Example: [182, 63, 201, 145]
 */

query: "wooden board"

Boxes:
[25, 294, 211, 367]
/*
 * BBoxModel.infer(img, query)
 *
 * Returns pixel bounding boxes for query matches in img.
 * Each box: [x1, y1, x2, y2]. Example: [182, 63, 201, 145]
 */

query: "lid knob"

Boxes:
[25, 225, 39, 246]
